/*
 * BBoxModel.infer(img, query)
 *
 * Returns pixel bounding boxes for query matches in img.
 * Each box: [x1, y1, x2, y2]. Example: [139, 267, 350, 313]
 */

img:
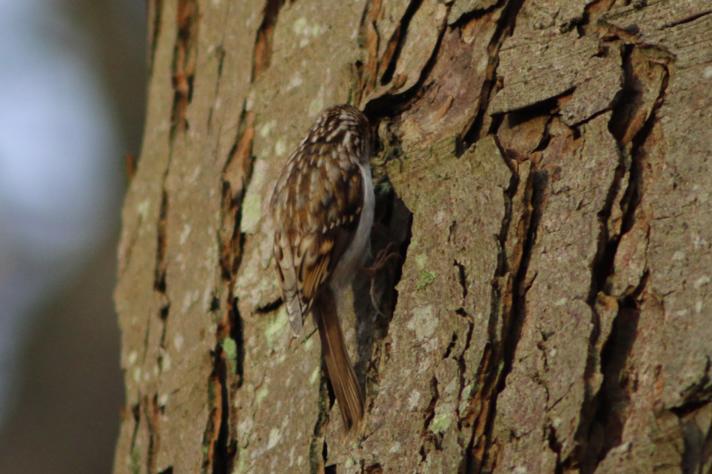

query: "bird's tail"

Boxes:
[313, 288, 364, 431]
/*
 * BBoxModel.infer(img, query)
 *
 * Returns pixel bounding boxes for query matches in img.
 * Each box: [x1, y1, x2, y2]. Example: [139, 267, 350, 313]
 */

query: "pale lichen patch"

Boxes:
[274, 138, 286, 157]
[407, 305, 437, 341]
[309, 366, 320, 385]
[179, 223, 192, 245]
[255, 386, 269, 406]
[408, 390, 421, 410]
[240, 160, 270, 234]
[430, 410, 453, 434]
[291, 17, 324, 47]
[308, 91, 325, 118]
[259, 120, 276, 138]
[173, 333, 184, 351]
[267, 427, 282, 450]
[137, 199, 150, 219]
[265, 307, 289, 347]
[286, 74, 303, 91]
[127, 350, 138, 366]
[693, 275, 710, 289]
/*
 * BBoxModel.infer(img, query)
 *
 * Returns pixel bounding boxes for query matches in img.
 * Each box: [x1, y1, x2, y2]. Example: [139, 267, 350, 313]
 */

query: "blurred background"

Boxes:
[0, 0, 145, 472]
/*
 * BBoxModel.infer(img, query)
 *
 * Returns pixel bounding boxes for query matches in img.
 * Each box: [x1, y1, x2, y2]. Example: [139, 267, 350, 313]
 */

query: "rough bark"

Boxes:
[114, 0, 712, 472]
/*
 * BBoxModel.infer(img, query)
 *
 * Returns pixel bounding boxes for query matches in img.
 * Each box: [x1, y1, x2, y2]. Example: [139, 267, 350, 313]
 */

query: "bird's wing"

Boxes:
[271, 141, 363, 334]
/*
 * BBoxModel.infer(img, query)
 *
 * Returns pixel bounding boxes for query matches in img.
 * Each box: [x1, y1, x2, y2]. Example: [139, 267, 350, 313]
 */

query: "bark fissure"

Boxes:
[148, 0, 165, 77]
[463, 139, 536, 473]
[573, 38, 670, 472]
[171, 0, 199, 135]
[204, 106, 256, 471]
[419, 377, 441, 463]
[364, 2, 449, 118]
[144, 394, 161, 474]
[310, 377, 331, 474]
[460, 0, 525, 152]
[661, 9, 712, 29]
[252, 0, 287, 81]
[379, 0, 424, 85]
[137, 2, 202, 466]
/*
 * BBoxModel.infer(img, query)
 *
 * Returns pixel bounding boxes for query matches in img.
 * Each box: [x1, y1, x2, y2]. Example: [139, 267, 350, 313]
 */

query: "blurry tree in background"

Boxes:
[0, 1, 144, 473]
[113, 0, 712, 473]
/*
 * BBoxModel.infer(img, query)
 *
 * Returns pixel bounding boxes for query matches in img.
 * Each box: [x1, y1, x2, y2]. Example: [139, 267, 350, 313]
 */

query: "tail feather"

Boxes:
[313, 288, 364, 430]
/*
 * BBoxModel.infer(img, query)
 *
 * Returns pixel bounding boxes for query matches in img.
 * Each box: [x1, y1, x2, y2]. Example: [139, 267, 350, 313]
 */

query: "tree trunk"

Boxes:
[113, 1, 712, 472]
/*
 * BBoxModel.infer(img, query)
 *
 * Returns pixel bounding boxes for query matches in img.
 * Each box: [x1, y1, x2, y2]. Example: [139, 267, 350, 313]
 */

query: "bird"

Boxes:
[270, 104, 374, 430]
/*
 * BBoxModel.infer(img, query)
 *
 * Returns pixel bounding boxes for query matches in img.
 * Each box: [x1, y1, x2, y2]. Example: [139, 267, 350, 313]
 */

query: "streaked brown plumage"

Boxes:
[270, 104, 374, 430]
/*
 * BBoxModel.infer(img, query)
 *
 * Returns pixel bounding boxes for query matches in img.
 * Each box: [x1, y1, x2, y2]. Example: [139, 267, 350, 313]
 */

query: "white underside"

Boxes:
[330, 162, 374, 290]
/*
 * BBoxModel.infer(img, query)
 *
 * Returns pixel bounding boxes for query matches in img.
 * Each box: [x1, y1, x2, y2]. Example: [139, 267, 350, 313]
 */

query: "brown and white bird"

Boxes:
[270, 104, 374, 430]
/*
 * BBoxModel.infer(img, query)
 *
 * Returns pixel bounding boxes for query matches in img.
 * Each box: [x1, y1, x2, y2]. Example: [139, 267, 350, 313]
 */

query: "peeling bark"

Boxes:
[114, 0, 712, 472]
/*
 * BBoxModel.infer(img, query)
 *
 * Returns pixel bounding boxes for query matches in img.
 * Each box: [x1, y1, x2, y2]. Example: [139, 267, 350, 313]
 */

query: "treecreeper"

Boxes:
[269, 104, 374, 431]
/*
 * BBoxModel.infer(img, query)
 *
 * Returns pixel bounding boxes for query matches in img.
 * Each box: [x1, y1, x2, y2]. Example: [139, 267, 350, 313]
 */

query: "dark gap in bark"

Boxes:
[144, 394, 161, 474]
[672, 399, 712, 418]
[487, 112, 505, 137]
[364, 3, 448, 120]
[477, 168, 540, 473]
[170, 0, 199, 137]
[355, 0, 383, 103]
[579, 295, 642, 473]
[449, 0, 505, 28]
[364, 462, 384, 474]
[574, 42, 669, 472]
[325, 463, 337, 474]
[461, 144, 539, 473]
[219, 104, 253, 280]
[454, 259, 468, 300]
[200, 370, 218, 472]
[661, 9, 712, 29]
[574, 42, 637, 470]
[154, 190, 169, 293]
[147, 0, 164, 77]
[203, 342, 234, 474]
[419, 377, 440, 462]
[380, 0, 424, 85]
[158, 467, 173, 474]
[251, 0, 287, 81]
[547, 424, 563, 474]
[229, 298, 246, 387]
[128, 402, 142, 468]
[608, 45, 642, 143]
[575, 49, 636, 459]
[500, 167, 541, 376]
[497, 91, 565, 130]
[677, 402, 712, 474]
[537, 121, 556, 155]
[152, 135, 173, 438]
[209, 295, 220, 312]
[207, 102, 256, 473]
[459, 0, 525, 153]
[455, 315, 475, 432]
[255, 297, 283, 314]
[443, 333, 459, 359]
[157, 302, 171, 372]
[207, 44, 227, 131]
[568, 0, 617, 37]
[309, 376, 330, 471]
[486, 167, 542, 461]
